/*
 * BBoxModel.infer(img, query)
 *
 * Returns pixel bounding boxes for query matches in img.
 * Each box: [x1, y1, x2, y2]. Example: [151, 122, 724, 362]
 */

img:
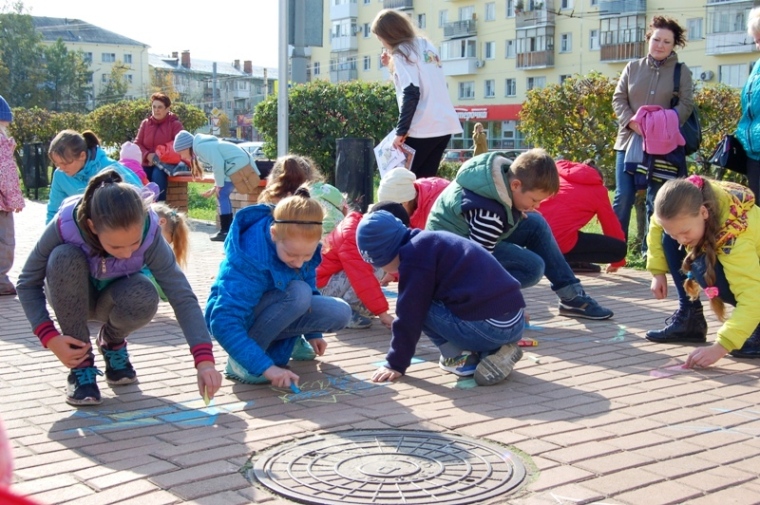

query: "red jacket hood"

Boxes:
[555, 160, 603, 187]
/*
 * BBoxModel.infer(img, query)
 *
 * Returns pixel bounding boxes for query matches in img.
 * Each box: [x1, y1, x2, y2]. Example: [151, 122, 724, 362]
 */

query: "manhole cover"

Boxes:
[249, 429, 527, 504]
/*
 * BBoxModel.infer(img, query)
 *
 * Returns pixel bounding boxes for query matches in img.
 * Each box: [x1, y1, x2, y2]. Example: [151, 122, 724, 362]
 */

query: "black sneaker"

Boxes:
[558, 293, 613, 320]
[99, 345, 138, 385]
[66, 367, 104, 406]
[210, 231, 227, 242]
[730, 323, 760, 359]
[568, 262, 602, 273]
[645, 305, 707, 344]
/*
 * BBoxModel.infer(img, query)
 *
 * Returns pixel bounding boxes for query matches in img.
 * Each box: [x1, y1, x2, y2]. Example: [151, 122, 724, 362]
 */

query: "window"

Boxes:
[720, 63, 748, 87]
[364, 0, 370, 4]
[459, 81, 475, 99]
[439, 10, 448, 28]
[505, 78, 516, 97]
[560, 33, 572, 52]
[101, 74, 109, 83]
[559, 74, 571, 84]
[527, 76, 546, 90]
[314, 62, 321, 75]
[690, 66, 703, 81]
[688, 18, 703, 40]
[102, 53, 115, 63]
[459, 6, 474, 21]
[505, 39, 516, 58]
[440, 38, 477, 59]
[363, 23, 370, 37]
[589, 29, 600, 50]
[590, 0, 598, 5]
[126, 74, 133, 84]
[485, 79, 496, 98]
[83, 52, 92, 64]
[506, 0, 515, 17]
[485, 41, 496, 59]
[123, 54, 132, 64]
[418, 13, 426, 29]
[485, 2, 495, 21]
[560, 0, 572, 8]
[363, 55, 371, 71]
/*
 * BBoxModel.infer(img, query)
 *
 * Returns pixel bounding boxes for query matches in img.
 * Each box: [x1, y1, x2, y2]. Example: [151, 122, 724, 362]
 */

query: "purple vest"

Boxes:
[56, 196, 160, 280]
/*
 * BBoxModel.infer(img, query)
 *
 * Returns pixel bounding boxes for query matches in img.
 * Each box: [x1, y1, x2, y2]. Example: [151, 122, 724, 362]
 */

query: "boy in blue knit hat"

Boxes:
[0, 95, 24, 296]
[356, 210, 526, 386]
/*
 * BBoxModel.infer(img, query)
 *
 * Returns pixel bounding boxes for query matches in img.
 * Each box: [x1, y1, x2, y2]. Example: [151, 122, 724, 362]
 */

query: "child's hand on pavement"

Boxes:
[605, 265, 620, 273]
[196, 361, 222, 399]
[371, 366, 401, 383]
[380, 273, 395, 286]
[685, 343, 728, 369]
[650, 274, 668, 300]
[307, 337, 327, 356]
[47, 335, 92, 368]
[263, 365, 300, 389]
[378, 312, 394, 329]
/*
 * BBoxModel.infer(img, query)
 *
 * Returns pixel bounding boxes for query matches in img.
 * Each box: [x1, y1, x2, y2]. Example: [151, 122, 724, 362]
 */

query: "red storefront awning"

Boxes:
[454, 104, 522, 121]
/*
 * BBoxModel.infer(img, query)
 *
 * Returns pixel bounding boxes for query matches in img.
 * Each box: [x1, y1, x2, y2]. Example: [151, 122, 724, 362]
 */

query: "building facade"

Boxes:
[310, 0, 760, 150]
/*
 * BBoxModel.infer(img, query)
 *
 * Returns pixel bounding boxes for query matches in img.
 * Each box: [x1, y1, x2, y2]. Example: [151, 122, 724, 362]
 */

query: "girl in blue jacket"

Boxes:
[205, 187, 351, 388]
[47, 130, 143, 223]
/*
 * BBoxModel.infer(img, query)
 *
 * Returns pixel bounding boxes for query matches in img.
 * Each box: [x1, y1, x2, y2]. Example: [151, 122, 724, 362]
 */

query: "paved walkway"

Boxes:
[3, 199, 760, 505]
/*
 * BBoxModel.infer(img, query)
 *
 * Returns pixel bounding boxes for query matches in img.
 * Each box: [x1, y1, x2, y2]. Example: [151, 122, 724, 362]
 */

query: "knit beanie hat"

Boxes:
[0, 95, 13, 123]
[120, 141, 142, 162]
[370, 200, 410, 227]
[173, 130, 194, 152]
[311, 182, 346, 212]
[378, 167, 417, 203]
[356, 210, 411, 267]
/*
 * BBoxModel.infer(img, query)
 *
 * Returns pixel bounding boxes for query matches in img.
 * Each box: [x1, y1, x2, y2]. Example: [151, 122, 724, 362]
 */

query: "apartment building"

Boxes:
[150, 51, 278, 139]
[33, 16, 150, 108]
[309, 0, 760, 150]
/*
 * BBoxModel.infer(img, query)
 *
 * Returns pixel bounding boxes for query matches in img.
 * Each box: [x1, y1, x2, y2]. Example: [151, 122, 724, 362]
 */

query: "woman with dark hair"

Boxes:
[135, 92, 184, 201]
[612, 16, 702, 343]
[371, 8, 462, 178]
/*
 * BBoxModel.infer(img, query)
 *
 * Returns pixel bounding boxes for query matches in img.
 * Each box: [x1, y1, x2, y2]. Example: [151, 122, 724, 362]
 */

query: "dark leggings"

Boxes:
[46, 245, 159, 363]
[563, 232, 627, 264]
[144, 165, 168, 202]
[746, 157, 760, 203]
[404, 134, 451, 179]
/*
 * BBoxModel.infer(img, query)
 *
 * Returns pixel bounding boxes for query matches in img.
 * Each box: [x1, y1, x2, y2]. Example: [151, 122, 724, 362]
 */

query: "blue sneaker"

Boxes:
[474, 345, 523, 386]
[99, 344, 137, 385]
[66, 367, 104, 406]
[290, 336, 317, 361]
[558, 292, 613, 320]
[438, 352, 479, 376]
[224, 357, 270, 384]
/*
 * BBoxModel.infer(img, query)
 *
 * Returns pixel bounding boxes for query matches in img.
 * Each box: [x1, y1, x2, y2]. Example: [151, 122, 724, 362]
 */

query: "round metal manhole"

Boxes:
[250, 429, 527, 505]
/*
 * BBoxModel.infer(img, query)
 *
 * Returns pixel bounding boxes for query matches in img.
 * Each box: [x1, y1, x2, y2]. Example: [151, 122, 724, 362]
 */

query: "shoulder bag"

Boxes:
[670, 63, 702, 156]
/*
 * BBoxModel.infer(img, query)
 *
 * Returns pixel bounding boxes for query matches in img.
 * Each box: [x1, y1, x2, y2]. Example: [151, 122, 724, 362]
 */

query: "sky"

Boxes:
[17, 0, 282, 69]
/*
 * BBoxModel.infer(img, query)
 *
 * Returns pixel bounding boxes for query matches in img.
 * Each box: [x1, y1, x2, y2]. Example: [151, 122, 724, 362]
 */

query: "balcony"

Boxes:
[705, 0, 759, 55]
[232, 89, 249, 99]
[331, 34, 358, 52]
[441, 57, 478, 76]
[383, 0, 413, 10]
[330, 68, 358, 82]
[444, 20, 477, 39]
[330, 1, 357, 21]
[516, 50, 554, 69]
[515, 0, 555, 28]
[601, 41, 645, 61]
[598, 0, 646, 18]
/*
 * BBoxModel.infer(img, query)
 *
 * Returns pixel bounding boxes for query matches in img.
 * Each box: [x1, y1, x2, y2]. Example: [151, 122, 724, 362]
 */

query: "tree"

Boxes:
[43, 40, 92, 112]
[518, 71, 618, 181]
[253, 80, 397, 181]
[87, 98, 207, 150]
[692, 83, 741, 179]
[0, 2, 46, 108]
[150, 71, 179, 103]
[97, 62, 130, 105]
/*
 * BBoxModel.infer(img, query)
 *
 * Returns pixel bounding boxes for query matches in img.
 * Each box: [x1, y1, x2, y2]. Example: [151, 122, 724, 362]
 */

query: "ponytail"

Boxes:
[151, 202, 190, 268]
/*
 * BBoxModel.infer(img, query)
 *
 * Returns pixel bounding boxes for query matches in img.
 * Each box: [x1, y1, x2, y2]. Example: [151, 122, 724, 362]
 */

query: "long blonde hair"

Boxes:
[151, 202, 190, 268]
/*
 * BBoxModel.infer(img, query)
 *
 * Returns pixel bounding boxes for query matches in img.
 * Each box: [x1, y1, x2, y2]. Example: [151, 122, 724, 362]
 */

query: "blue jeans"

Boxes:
[422, 300, 524, 358]
[247, 280, 351, 350]
[144, 165, 168, 202]
[218, 181, 234, 214]
[690, 255, 735, 306]
[492, 212, 581, 298]
[660, 231, 694, 305]
[612, 150, 635, 242]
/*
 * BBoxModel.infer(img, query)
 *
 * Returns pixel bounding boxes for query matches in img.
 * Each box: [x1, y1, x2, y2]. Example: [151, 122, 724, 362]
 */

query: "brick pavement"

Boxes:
[3, 199, 760, 504]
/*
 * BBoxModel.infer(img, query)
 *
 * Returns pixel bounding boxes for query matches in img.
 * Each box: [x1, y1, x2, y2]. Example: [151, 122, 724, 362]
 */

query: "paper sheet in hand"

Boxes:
[374, 131, 415, 178]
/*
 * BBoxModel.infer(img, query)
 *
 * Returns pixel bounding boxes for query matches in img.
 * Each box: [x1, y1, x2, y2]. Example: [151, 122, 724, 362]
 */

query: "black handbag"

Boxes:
[671, 63, 702, 156]
[708, 134, 747, 174]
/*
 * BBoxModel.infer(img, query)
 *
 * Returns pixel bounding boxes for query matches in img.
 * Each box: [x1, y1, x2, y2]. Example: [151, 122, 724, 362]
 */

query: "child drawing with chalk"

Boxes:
[356, 211, 526, 386]
[16, 169, 222, 406]
[205, 186, 351, 389]
[647, 175, 760, 367]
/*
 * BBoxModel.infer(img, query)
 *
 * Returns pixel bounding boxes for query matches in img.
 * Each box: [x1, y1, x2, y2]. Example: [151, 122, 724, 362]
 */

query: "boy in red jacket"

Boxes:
[539, 159, 627, 273]
[317, 201, 410, 329]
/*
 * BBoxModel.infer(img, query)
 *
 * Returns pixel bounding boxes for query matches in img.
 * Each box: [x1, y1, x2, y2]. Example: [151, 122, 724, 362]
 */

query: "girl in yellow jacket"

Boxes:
[647, 175, 760, 367]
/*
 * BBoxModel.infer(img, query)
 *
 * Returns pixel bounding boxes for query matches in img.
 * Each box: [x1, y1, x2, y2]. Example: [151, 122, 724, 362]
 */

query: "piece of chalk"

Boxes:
[518, 339, 538, 347]
[202, 387, 210, 406]
[290, 383, 301, 394]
